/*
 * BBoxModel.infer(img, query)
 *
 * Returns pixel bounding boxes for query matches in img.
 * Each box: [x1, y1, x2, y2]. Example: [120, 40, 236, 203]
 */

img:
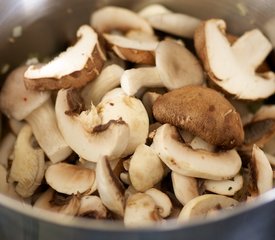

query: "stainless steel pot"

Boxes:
[0, 0, 275, 239]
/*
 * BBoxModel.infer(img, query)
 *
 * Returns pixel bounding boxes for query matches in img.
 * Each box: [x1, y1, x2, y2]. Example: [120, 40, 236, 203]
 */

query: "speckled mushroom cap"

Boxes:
[152, 86, 244, 149]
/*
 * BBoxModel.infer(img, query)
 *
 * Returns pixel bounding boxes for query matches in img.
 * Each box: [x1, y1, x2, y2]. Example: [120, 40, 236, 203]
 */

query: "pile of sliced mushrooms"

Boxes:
[0, 4, 275, 227]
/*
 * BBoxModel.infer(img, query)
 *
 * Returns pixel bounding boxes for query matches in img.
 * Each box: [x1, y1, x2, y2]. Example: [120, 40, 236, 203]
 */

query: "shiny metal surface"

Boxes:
[0, 0, 275, 239]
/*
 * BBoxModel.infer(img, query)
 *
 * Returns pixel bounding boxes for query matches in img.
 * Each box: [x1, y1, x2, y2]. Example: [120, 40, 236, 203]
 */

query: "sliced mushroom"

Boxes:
[81, 64, 124, 107]
[45, 163, 96, 195]
[138, 4, 172, 18]
[145, 188, 172, 218]
[250, 145, 273, 195]
[171, 172, 199, 205]
[55, 89, 130, 162]
[120, 172, 131, 185]
[124, 193, 161, 227]
[178, 194, 239, 222]
[24, 25, 105, 90]
[153, 86, 244, 149]
[9, 124, 45, 198]
[265, 152, 275, 167]
[121, 68, 162, 96]
[120, 40, 204, 96]
[190, 136, 215, 152]
[129, 144, 164, 192]
[0, 65, 50, 120]
[9, 118, 25, 135]
[91, 6, 154, 35]
[195, 19, 275, 100]
[26, 99, 73, 163]
[96, 158, 125, 217]
[142, 92, 161, 123]
[204, 174, 243, 196]
[244, 105, 275, 148]
[125, 30, 158, 42]
[103, 34, 158, 65]
[151, 124, 242, 180]
[99, 88, 149, 157]
[77, 195, 107, 219]
[0, 133, 16, 168]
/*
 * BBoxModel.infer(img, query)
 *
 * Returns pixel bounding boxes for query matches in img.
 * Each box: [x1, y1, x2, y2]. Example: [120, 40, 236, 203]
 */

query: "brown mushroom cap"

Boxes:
[153, 86, 244, 149]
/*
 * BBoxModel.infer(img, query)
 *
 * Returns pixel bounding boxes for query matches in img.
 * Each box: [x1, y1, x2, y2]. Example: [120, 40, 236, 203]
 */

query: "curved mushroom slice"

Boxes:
[195, 19, 275, 100]
[77, 195, 108, 219]
[0, 133, 16, 168]
[96, 158, 125, 217]
[9, 118, 25, 136]
[244, 105, 275, 148]
[129, 144, 164, 192]
[104, 34, 158, 65]
[204, 174, 243, 196]
[151, 124, 242, 180]
[100, 88, 149, 157]
[0, 65, 50, 121]
[34, 189, 80, 216]
[142, 92, 161, 123]
[24, 25, 105, 90]
[9, 124, 45, 198]
[26, 99, 73, 163]
[121, 68, 162, 96]
[91, 6, 154, 35]
[177, 194, 239, 222]
[45, 163, 96, 195]
[145, 13, 201, 39]
[190, 136, 215, 152]
[138, 4, 172, 18]
[81, 64, 124, 107]
[124, 193, 161, 227]
[55, 89, 130, 162]
[125, 30, 158, 42]
[145, 188, 172, 218]
[250, 145, 273, 195]
[153, 86, 244, 149]
[171, 172, 199, 205]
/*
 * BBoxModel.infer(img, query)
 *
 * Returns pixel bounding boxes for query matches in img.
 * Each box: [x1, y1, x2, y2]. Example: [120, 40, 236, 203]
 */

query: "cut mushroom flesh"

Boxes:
[195, 19, 275, 100]
[178, 194, 239, 222]
[24, 25, 105, 90]
[151, 124, 242, 180]
[55, 89, 130, 162]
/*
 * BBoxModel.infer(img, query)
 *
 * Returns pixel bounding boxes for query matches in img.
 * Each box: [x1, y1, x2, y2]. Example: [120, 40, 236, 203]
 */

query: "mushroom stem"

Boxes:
[121, 67, 162, 96]
[81, 64, 124, 107]
[0, 133, 16, 168]
[26, 99, 72, 163]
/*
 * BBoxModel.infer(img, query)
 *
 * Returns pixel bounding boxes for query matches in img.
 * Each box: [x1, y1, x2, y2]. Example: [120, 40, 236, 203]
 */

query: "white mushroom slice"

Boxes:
[195, 19, 275, 100]
[125, 185, 138, 200]
[96, 158, 125, 217]
[125, 30, 158, 42]
[100, 88, 149, 157]
[178, 194, 238, 222]
[9, 124, 45, 198]
[171, 172, 199, 205]
[178, 129, 195, 144]
[45, 163, 96, 195]
[104, 34, 158, 65]
[120, 172, 131, 185]
[24, 25, 105, 90]
[251, 145, 273, 194]
[9, 118, 25, 135]
[0, 133, 16, 168]
[55, 89, 130, 162]
[232, 29, 272, 70]
[145, 188, 172, 218]
[0, 65, 50, 121]
[58, 195, 80, 216]
[145, 13, 201, 38]
[91, 6, 154, 35]
[26, 99, 72, 163]
[204, 174, 244, 196]
[129, 144, 164, 192]
[124, 193, 161, 227]
[121, 68, 162, 96]
[156, 41, 204, 90]
[138, 4, 172, 18]
[142, 92, 161, 123]
[265, 152, 275, 167]
[81, 64, 124, 107]
[151, 124, 242, 180]
[190, 136, 215, 152]
[77, 195, 107, 219]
